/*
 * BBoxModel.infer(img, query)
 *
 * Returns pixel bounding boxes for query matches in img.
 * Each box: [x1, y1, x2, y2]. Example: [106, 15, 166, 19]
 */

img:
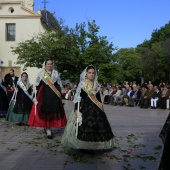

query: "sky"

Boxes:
[33, 0, 170, 49]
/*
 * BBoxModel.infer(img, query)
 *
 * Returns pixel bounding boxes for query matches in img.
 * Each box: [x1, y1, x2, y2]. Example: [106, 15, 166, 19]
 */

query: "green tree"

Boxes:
[12, 26, 79, 81]
[112, 48, 142, 83]
[12, 20, 117, 83]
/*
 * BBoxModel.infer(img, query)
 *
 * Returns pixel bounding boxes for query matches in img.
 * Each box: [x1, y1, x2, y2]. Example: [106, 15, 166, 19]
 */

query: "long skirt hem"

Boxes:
[61, 110, 114, 150]
[6, 102, 29, 124]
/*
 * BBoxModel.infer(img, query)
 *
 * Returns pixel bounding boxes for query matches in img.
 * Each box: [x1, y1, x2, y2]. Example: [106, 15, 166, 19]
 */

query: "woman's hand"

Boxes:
[75, 110, 78, 118]
[33, 98, 38, 105]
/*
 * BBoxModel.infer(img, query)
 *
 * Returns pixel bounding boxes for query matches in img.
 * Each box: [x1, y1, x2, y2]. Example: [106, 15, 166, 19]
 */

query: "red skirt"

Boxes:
[28, 85, 67, 128]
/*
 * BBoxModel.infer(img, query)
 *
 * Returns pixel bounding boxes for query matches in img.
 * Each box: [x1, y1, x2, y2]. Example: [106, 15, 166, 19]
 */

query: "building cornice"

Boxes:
[0, 1, 41, 17]
[0, 15, 41, 18]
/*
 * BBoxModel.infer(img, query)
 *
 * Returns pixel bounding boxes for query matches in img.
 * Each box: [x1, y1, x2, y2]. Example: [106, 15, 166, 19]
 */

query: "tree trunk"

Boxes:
[141, 77, 144, 86]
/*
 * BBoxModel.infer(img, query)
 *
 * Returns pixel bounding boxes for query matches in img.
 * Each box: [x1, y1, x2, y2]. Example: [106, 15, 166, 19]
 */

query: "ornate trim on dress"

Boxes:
[73, 80, 103, 111]
[42, 72, 61, 99]
[88, 93, 104, 111]
[73, 80, 85, 104]
[34, 69, 62, 87]
[17, 81, 33, 101]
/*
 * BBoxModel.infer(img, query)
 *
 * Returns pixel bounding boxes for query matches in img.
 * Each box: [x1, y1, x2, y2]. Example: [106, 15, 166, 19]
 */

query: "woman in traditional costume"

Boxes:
[0, 77, 9, 116]
[6, 72, 33, 125]
[28, 59, 67, 139]
[158, 112, 170, 170]
[61, 65, 114, 150]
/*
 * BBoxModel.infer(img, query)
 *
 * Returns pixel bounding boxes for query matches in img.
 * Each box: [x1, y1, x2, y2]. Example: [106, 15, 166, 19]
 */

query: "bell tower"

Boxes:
[23, 0, 34, 11]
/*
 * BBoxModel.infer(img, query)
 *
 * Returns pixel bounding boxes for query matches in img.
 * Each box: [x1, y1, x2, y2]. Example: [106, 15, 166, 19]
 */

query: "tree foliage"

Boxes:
[136, 21, 170, 84]
[12, 20, 117, 82]
[12, 14, 170, 84]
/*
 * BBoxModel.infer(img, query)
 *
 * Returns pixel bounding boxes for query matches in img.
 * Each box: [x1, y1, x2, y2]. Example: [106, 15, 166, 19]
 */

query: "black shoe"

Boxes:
[79, 149, 95, 154]
[47, 135, 53, 139]
[15, 122, 22, 126]
[44, 128, 47, 134]
[143, 106, 148, 109]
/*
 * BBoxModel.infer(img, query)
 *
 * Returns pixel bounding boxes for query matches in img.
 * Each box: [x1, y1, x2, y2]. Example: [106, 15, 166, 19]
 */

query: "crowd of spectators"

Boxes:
[101, 80, 170, 110]
[61, 83, 77, 101]
[61, 80, 170, 110]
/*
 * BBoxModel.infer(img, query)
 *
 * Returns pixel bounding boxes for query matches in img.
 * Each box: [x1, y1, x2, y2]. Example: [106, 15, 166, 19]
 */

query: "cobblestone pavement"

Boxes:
[0, 100, 169, 170]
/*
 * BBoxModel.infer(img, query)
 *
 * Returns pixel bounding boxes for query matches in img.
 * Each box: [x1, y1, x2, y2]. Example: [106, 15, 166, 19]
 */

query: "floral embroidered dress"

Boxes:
[6, 77, 33, 124]
[61, 68, 114, 150]
[28, 69, 67, 128]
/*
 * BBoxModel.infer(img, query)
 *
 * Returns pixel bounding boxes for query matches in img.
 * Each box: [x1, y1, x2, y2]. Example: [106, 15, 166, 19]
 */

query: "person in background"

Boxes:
[107, 87, 117, 104]
[160, 86, 169, 109]
[150, 86, 161, 109]
[124, 86, 134, 106]
[147, 81, 153, 88]
[102, 87, 109, 103]
[140, 86, 154, 109]
[110, 87, 121, 105]
[166, 86, 170, 110]
[4, 69, 18, 101]
[6, 72, 33, 125]
[115, 86, 127, 106]
[159, 80, 165, 88]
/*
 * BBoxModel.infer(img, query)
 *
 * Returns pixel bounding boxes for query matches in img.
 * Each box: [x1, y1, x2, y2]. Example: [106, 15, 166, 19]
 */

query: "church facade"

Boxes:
[0, 0, 46, 84]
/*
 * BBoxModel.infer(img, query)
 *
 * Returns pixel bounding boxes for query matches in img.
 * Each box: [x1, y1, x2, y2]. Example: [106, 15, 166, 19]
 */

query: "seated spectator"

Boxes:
[103, 87, 111, 104]
[132, 81, 137, 88]
[107, 87, 117, 104]
[150, 86, 161, 109]
[115, 86, 127, 106]
[62, 86, 68, 99]
[159, 80, 165, 88]
[141, 82, 147, 88]
[140, 86, 154, 109]
[124, 86, 134, 106]
[147, 81, 153, 88]
[71, 87, 77, 100]
[135, 87, 142, 106]
[65, 88, 71, 100]
[102, 87, 109, 103]
[124, 81, 129, 89]
[160, 86, 170, 109]
[110, 87, 122, 105]
[70, 87, 76, 101]
[129, 82, 133, 88]
[166, 86, 170, 110]
[131, 87, 139, 106]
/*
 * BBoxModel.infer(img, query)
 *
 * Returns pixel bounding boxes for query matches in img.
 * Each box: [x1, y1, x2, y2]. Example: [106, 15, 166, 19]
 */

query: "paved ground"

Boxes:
[0, 100, 169, 170]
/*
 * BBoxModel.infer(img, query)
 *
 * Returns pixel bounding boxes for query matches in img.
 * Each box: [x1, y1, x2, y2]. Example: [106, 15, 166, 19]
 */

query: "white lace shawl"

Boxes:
[34, 61, 62, 88]
[80, 65, 98, 82]
[73, 65, 101, 104]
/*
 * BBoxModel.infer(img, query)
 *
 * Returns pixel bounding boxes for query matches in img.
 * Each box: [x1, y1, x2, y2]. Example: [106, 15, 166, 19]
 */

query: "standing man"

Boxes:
[4, 69, 18, 101]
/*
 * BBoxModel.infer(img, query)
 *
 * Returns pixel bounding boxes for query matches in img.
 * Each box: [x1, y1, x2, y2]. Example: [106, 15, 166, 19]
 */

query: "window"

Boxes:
[6, 23, 16, 41]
